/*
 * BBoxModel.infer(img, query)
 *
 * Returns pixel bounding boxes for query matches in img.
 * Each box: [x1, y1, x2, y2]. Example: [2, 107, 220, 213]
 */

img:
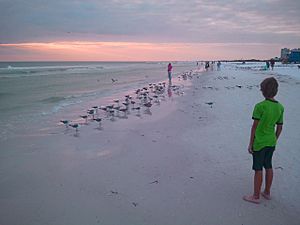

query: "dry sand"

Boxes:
[0, 65, 299, 225]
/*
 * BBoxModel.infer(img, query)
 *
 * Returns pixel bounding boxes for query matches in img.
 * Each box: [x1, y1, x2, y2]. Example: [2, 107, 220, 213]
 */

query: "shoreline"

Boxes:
[0, 62, 196, 142]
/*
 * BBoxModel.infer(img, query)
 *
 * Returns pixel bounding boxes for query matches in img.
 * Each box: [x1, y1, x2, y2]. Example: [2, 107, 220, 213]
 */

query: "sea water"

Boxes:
[0, 61, 195, 141]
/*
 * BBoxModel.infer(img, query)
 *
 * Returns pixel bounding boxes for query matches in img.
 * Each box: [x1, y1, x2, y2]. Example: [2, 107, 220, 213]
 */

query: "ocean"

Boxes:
[0, 61, 195, 141]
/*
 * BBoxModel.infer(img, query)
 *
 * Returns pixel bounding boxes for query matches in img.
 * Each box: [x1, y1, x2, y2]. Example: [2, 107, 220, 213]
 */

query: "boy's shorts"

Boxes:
[252, 146, 275, 171]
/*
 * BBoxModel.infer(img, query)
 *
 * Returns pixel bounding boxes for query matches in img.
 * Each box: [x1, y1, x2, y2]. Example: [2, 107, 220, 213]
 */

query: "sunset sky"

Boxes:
[1, 0, 300, 61]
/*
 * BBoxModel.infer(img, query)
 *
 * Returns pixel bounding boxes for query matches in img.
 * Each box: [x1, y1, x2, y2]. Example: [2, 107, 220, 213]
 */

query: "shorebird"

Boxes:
[106, 105, 114, 110]
[153, 95, 160, 104]
[118, 108, 128, 118]
[144, 102, 152, 108]
[205, 102, 214, 108]
[92, 106, 99, 115]
[133, 106, 141, 116]
[113, 99, 120, 106]
[99, 106, 109, 117]
[109, 109, 115, 120]
[69, 123, 80, 134]
[87, 109, 95, 119]
[122, 102, 130, 111]
[100, 106, 107, 112]
[106, 105, 114, 116]
[80, 115, 88, 124]
[60, 120, 69, 128]
[93, 118, 102, 128]
[113, 105, 120, 116]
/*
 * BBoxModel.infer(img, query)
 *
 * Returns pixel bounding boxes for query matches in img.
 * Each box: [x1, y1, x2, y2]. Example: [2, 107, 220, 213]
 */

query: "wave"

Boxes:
[0, 65, 104, 78]
[40, 96, 66, 103]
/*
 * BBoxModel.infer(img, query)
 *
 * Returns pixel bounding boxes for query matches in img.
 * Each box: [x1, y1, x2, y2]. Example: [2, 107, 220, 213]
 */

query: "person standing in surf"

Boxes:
[167, 63, 173, 83]
[243, 77, 284, 204]
[270, 58, 275, 70]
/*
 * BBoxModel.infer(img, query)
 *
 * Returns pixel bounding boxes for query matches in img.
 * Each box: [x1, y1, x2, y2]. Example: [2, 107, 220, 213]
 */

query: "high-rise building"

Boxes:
[289, 48, 300, 63]
[280, 48, 290, 60]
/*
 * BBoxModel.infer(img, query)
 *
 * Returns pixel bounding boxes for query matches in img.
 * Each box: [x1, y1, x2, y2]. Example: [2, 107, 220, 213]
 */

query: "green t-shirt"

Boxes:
[252, 99, 284, 151]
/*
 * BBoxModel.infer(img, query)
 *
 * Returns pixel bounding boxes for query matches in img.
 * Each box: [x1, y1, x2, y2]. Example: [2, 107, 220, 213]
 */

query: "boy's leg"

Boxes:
[243, 149, 264, 204]
[243, 171, 262, 203]
[253, 149, 265, 198]
[254, 170, 263, 198]
[263, 147, 275, 198]
[264, 168, 273, 196]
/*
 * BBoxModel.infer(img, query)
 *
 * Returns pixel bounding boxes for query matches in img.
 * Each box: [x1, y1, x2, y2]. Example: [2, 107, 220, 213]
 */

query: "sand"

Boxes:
[0, 64, 299, 225]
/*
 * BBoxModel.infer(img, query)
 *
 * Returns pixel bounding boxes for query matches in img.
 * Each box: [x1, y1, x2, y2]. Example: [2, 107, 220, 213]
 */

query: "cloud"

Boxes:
[1, 0, 300, 44]
[0, 0, 299, 60]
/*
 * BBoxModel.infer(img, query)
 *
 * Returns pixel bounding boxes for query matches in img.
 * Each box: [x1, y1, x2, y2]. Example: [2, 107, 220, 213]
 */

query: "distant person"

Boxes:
[266, 61, 270, 70]
[217, 61, 221, 70]
[243, 77, 284, 204]
[205, 61, 210, 71]
[167, 63, 173, 82]
[270, 58, 275, 70]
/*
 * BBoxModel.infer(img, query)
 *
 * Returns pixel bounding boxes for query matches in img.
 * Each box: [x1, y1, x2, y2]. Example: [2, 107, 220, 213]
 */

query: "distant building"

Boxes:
[289, 48, 300, 63]
[280, 48, 300, 63]
[280, 48, 290, 60]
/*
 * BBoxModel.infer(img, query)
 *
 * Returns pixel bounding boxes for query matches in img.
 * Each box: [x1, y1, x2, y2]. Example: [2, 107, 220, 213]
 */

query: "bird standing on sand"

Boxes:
[60, 120, 69, 128]
[205, 102, 214, 108]
[87, 109, 95, 119]
[69, 123, 80, 133]
[93, 118, 102, 128]
[80, 115, 88, 124]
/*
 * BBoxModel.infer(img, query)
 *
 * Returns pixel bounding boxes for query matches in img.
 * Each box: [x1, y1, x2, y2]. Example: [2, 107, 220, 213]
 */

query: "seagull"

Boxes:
[114, 99, 120, 106]
[111, 78, 118, 83]
[144, 102, 152, 108]
[93, 118, 102, 128]
[80, 115, 88, 124]
[119, 108, 128, 117]
[109, 109, 115, 120]
[87, 109, 95, 119]
[133, 107, 141, 116]
[60, 120, 69, 128]
[205, 102, 214, 108]
[69, 123, 79, 133]
[92, 106, 99, 114]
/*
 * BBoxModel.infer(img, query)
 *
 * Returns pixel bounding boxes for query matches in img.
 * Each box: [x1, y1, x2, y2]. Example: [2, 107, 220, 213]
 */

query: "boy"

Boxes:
[243, 77, 284, 204]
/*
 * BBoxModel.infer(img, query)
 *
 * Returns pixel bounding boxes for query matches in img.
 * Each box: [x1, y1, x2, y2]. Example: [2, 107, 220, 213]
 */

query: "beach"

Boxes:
[0, 62, 300, 225]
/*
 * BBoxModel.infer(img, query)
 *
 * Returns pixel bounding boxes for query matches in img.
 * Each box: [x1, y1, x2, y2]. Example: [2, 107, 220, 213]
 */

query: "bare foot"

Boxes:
[261, 192, 271, 200]
[243, 195, 260, 204]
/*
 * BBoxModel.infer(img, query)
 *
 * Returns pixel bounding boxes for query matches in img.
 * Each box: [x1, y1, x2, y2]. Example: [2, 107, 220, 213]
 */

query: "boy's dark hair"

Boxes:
[260, 77, 278, 98]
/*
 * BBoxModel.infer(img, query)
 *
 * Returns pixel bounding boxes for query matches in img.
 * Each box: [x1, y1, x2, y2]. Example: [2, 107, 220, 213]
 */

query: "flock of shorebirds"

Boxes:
[60, 79, 186, 135]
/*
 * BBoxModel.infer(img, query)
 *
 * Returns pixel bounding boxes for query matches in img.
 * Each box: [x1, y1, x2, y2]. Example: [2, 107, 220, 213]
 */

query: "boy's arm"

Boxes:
[248, 120, 259, 154]
[276, 124, 283, 140]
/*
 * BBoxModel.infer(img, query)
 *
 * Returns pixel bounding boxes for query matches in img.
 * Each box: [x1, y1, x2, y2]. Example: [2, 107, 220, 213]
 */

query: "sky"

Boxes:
[0, 0, 300, 61]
